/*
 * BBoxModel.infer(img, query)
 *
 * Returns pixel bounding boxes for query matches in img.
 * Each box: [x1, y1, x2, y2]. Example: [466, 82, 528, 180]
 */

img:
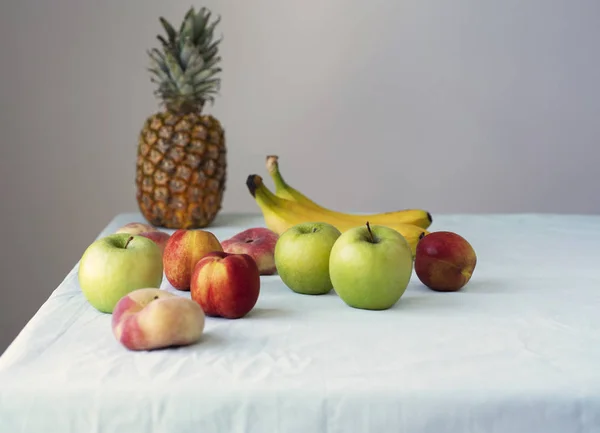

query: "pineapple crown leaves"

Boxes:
[147, 6, 223, 110]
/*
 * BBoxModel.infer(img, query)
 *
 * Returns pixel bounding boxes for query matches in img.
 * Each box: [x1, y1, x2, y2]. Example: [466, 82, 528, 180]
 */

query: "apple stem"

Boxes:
[124, 236, 134, 249]
[366, 221, 375, 243]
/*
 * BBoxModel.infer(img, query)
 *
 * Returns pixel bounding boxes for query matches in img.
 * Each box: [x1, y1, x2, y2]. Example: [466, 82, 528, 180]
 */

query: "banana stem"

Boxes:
[265, 155, 288, 193]
[247, 175, 279, 207]
[247, 174, 317, 222]
[265, 155, 279, 175]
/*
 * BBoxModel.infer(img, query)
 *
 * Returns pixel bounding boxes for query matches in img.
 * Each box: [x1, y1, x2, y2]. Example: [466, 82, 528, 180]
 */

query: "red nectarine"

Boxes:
[138, 231, 171, 255]
[116, 222, 158, 236]
[414, 231, 477, 292]
[163, 229, 223, 291]
[190, 251, 261, 319]
[221, 227, 279, 275]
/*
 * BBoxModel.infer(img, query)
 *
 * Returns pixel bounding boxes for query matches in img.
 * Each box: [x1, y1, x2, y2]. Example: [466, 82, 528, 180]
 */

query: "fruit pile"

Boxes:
[76, 155, 477, 353]
[76, 6, 477, 353]
[78, 222, 277, 351]
[248, 155, 478, 306]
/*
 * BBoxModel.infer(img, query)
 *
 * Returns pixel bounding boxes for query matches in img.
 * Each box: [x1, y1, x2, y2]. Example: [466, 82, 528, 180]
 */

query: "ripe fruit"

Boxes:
[246, 174, 428, 257]
[221, 227, 279, 275]
[138, 230, 171, 255]
[136, 7, 227, 229]
[274, 222, 341, 295]
[265, 155, 432, 229]
[191, 251, 261, 319]
[163, 229, 223, 291]
[112, 288, 205, 351]
[414, 231, 477, 292]
[115, 222, 158, 236]
[329, 223, 414, 310]
[78, 234, 164, 313]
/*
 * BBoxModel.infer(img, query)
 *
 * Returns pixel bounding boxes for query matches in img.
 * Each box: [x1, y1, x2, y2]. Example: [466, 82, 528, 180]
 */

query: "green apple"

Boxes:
[329, 223, 413, 310]
[78, 233, 164, 313]
[274, 222, 342, 295]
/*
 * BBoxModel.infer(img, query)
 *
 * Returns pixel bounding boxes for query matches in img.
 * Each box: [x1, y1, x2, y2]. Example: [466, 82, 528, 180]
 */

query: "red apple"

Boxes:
[116, 222, 158, 236]
[190, 251, 260, 319]
[111, 288, 205, 351]
[138, 231, 171, 255]
[163, 229, 223, 291]
[414, 231, 477, 292]
[221, 227, 279, 275]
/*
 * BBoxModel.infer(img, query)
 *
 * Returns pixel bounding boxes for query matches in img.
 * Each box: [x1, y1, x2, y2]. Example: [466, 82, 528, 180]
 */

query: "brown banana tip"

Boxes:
[419, 231, 426, 240]
[427, 212, 432, 223]
[246, 175, 260, 197]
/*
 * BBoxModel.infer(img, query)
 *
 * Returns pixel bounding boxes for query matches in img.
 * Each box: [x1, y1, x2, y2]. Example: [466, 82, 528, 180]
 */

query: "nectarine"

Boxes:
[221, 227, 279, 275]
[116, 222, 158, 236]
[191, 251, 261, 319]
[163, 229, 223, 291]
[138, 231, 171, 255]
[414, 231, 477, 292]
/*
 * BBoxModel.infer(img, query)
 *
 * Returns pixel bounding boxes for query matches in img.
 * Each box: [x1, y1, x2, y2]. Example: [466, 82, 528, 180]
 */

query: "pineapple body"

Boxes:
[136, 7, 227, 229]
[136, 111, 226, 229]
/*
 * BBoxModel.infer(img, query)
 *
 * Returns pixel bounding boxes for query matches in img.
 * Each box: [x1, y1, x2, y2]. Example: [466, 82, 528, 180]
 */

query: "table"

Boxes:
[1, 212, 599, 433]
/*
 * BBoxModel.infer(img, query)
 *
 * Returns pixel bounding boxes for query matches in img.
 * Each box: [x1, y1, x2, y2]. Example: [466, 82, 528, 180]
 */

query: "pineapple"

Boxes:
[136, 7, 227, 229]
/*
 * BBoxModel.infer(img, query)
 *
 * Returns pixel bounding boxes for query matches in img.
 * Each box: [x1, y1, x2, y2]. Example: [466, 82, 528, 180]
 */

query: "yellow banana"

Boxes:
[246, 174, 429, 256]
[265, 155, 432, 229]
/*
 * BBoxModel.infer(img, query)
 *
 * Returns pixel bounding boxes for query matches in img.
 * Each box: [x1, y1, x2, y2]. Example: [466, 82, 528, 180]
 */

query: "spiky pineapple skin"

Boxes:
[136, 110, 226, 229]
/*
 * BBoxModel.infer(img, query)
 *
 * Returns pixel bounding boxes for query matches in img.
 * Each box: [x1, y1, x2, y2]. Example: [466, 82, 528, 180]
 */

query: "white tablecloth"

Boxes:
[1, 212, 599, 433]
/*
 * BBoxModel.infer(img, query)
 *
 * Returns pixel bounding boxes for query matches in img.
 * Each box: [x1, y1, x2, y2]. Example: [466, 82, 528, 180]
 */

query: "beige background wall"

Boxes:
[1, 0, 598, 353]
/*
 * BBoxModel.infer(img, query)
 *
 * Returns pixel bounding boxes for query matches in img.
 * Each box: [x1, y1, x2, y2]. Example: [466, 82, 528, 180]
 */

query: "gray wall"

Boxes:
[1, 0, 598, 354]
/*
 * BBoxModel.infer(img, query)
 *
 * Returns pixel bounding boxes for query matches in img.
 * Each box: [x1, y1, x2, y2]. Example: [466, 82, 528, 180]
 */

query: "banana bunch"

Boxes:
[245, 156, 433, 256]
[265, 155, 432, 229]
